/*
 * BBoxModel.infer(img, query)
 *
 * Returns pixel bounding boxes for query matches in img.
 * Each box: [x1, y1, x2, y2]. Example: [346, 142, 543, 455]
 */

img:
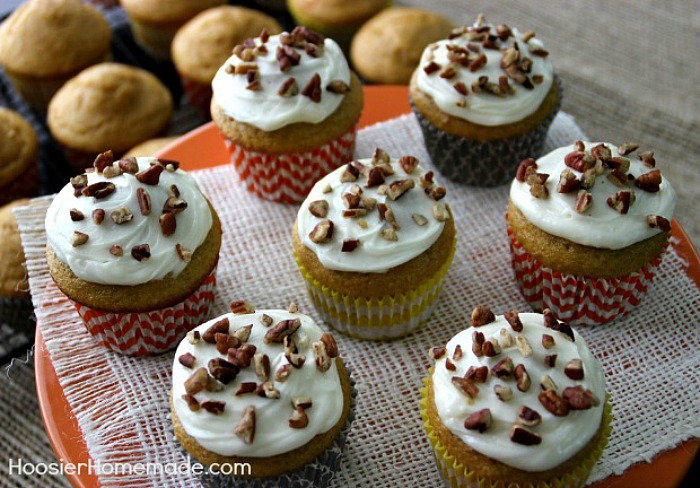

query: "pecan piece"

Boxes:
[340, 162, 360, 182]
[326, 80, 350, 94]
[607, 169, 628, 187]
[412, 213, 428, 226]
[181, 394, 200, 412]
[264, 318, 301, 344]
[341, 239, 359, 252]
[638, 150, 656, 167]
[618, 142, 639, 156]
[131, 244, 150, 261]
[118, 157, 139, 174]
[514, 364, 531, 392]
[71, 231, 89, 247]
[399, 155, 419, 174]
[69, 208, 84, 221]
[539, 389, 569, 416]
[135, 164, 163, 185]
[236, 382, 257, 396]
[515, 335, 533, 358]
[426, 186, 447, 201]
[93, 150, 113, 173]
[256, 381, 280, 399]
[289, 406, 309, 429]
[564, 359, 584, 380]
[606, 156, 630, 173]
[563, 386, 600, 410]
[109, 244, 123, 256]
[366, 167, 385, 187]
[309, 219, 334, 243]
[430, 347, 447, 360]
[542, 334, 555, 349]
[647, 215, 671, 232]
[202, 318, 229, 343]
[419, 171, 435, 189]
[635, 169, 662, 193]
[607, 189, 636, 214]
[557, 169, 580, 193]
[184, 368, 209, 395]
[451, 377, 479, 399]
[515, 158, 537, 182]
[444, 358, 456, 371]
[482, 339, 501, 357]
[544, 354, 557, 367]
[471, 306, 495, 327]
[71, 174, 88, 196]
[308, 200, 329, 217]
[540, 374, 558, 392]
[234, 406, 256, 444]
[529, 182, 549, 199]
[320, 332, 339, 358]
[510, 425, 542, 445]
[110, 207, 133, 225]
[102, 164, 121, 178]
[492, 356, 514, 379]
[178, 352, 196, 368]
[278, 77, 299, 97]
[472, 331, 484, 357]
[423, 61, 441, 75]
[201, 400, 226, 415]
[504, 311, 523, 332]
[564, 151, 595, 172]
[135, 188, 151, 216]
[209, 357, 239, 384]
[216, 332, 241, 355]
[580, 168, 597, 190]
[499, 328, 514, 349]
[275, 364, 292, 382]
[313, 341, 331, 372]
[453, 344, 463, 361]
[465, 365, 489, 383]
[175, 243, 192, 262]
[387, 179, 415, 201]
[187, 330, 201, 344]
[159, 213, 176, 236]
[92, 209, 105, 225]
[575, 190, 593, 213]
[517, 406, 541, 427]
[464, 408, 492, 432]
[162, 197, 188, 214]
[494, 384, 513, 402]
[301, 73, 322, 103]
[82, 182, 116, 199]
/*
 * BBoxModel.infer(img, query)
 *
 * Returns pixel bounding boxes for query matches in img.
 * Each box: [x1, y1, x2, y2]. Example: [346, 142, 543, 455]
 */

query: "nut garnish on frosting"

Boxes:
[45, 151, 213, 286]
[297, 149, 449, 273]
[430, 307, 606, 471]
[172, 302, 344, 457]
[510, 142, 676, 249]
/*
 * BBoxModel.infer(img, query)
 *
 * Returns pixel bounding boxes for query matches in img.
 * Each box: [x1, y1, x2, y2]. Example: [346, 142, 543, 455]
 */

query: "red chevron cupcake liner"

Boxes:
[224, 124, 358, 203]
[180, 75, 213, 119]
[1, 158, 39, 205]
[71, 267, 217, 356]
[507, 225, 667, 325]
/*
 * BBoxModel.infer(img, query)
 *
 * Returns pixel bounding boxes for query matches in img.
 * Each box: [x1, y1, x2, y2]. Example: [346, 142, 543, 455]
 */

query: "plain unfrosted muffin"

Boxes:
[287, 0, 391, 51]
[211, 27, 363, 203]
[422, 307, 611, 488]
[121, 0, 225, 60]
[45, 153, 221, 355]
[350, 7, 453, 85]
[410, 15, 561, 186]
[124, 137, 179, 158]
[171, 304, 353, 485]
[0, 108, 39, 205]
[507, 141, 677, 325]
[172, 6, 283, 116]
[293, 149, 456, 340]
[47, 63, 173, 171]
[0, 0, 111, 112]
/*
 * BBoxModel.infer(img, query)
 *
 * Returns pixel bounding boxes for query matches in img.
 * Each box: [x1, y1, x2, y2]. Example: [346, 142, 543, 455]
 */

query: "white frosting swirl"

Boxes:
[45, 158, 213, 286]
[432, 313, 605, 471]
[172, 310, 344, 457]
[211, 32, 350, 131]
[416, 22, 554, 126]
[510, 142, 677, 249]
[297, 155, 448, 273]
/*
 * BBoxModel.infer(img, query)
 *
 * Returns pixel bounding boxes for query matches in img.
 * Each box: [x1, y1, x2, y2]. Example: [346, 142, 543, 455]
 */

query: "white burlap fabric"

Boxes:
[16, 114, 700, 487]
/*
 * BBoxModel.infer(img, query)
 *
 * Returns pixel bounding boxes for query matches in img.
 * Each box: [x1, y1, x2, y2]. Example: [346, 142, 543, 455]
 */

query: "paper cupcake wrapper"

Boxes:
[0, 157, 39, 205]
[184, 363, 356, 488]
[224, 124, 358, 203]
[507, 224, 667, 326]
[419, 376, 612, 488]
[294, 241, 455, 340]
[127, 18, 178, 61]
[411, 76, 562, 187]
[180, 75, 213, 119]
[70, 267, 217, 356]
[3, 70, 72, 114]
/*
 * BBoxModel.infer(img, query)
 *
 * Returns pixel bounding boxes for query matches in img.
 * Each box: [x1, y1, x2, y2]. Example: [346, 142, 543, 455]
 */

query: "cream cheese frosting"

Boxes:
[297, 150, 449, 273]
[172, 308, 344, 457]
[45, 155, 213, 286]
[416, 17, 554, 126]
[211, 27, 350, 131]
[431, 310, 605, 472]
[510, 141, 677, 249]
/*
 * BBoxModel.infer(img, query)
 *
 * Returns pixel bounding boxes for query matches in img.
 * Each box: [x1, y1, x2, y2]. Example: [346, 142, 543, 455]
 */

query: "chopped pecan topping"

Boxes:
[178, 353, 196, 368]
[607, 189, 636, 214]
[308, 200, 329, 217]
[309, 219, 334, 243]
[454, 82, 469, 95]
[451, 376, 479, 399]
[607, 156, 630, 173]
[544, 354, 557, 367]
[228, 344, 257, 368]
[399, 155, 419, 174]
[292, 397, 313, 410]
[264, 318, 301, 344]
[557, 169, 580, 193]
[82, 182, 116, 199]
[131, 244, 150, 261]
[321, 333, 339, 358]
[202, 318, 229, 343]
[135, 164, 163, 185]
[69, 208, 84, 221]
[563, 386, 600, 410]
[494, 384, 513, 402]
[301, 73, 322, 103]
[109, 244, 122, 256]
[236, 382, 257, 396]
[638, 150, 655, 167]
[575, 190, 593, 213]
[565, 151, 595, 172]
[162, 197, 188, 214]
[289, 406, 309, 429]
[70, 174, 88, 196]
[647, 215, 671, 232]
[253, 353, 270, 382]
[453, 344, 463, 361]
[539, 389, 569, 416]
[430, 347, 447, 360]
[118, 157, 138, 174]
[542, 334, 555, 349]
[71, 231, 88, 247]
[340, 162, 361, 182]
[187, 330, 201, 344]
[181, 394, 200, 412]
[480, 340, 499, 358]
[256, 381, 280, 399]
[433, 203, 449, 222]
[184, 368, 209, 395]
[275, 364, 292, 382]
[471, 306, 496, 327]
[278, 77, 299, 97]
[472, 331, 485, 357]
[102, 164, 122, 178]
[423, 61, 441, 75]
[445, 358, 456, 371]
[313, 341, 331, 372]
[159, 158, 180, 172]
[464, 408, 492, 432]
[201, 400, 226, 415]
[469, 53, 487, 72]
[93, 150, 113, 173]
[465, 365, 489, 383]
[499, 328, 514, 348]
[419, 171, 435, 189]
[342, 192, 361, 209]
[426, 186, 447, 201]
[366, 167, 386, 187]
[341, 239, 360, 252]
[175, 243, 192, 262]
[136, 188, 151, 215]
[504, 311, 523, 332]
[540, 374, 558, 392]
[529, 182, 549, 199]
[412, 213, 428, 226]
[607, 169, 628, 187]
[208, 357, 239, 384]
[229, 300, 254, 315]
[510, 424, 542, 445]
[234, 406, 256, 444]
[110, 207, 133, 225]
[514, 364, 531, 392]
[387, 179, 415, 201]
[635, 169, 662, 193]
[564, 359, 584, 380]
[515, 335, 533, 358]
[492, 356, 514, 378]
[618, 142, 639, 156]
[326, 80, 350, 94]
[517, 405, 541, 427]
[515, 158, 537, 182]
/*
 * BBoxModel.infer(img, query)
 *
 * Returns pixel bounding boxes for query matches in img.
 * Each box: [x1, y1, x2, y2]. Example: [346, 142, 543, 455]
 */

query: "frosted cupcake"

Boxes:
[421, 306, 611, 488]
[410, 15, 561, 186]
[171, 302, 353, 486]
[46, 153, 221, 355]
[293, 149, 456, 340]
[211, 26, 363, 203]
[507, 141, 676, 325]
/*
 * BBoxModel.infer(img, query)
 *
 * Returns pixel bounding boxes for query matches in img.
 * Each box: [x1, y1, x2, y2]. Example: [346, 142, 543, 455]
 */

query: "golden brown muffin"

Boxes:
[121, 0, 225, 59]
[0, 199, 31, 299]
[211, 72, 363, 155]
[0, 108, 39, 205]
[124, 137, 180, 157]
[288, 0, 391, 50]
[47, 63, 173, 169]
[351, 7, 453, 85]
[0, 0, 111, 111]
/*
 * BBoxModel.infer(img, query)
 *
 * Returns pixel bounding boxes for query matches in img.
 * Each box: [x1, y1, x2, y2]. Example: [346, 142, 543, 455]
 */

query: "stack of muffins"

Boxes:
[0, 2, 689, 487]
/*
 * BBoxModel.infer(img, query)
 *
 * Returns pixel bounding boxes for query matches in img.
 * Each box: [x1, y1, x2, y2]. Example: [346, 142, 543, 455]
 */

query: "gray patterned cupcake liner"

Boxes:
[411, 75, 562, 187]
[0, 295, 35, 359]
[174, 363, 356, 488]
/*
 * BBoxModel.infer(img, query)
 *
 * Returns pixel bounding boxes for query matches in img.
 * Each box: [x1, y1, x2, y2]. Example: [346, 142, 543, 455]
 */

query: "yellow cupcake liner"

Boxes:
[294, 241, 455, 341]
[419, 375, 613, 488]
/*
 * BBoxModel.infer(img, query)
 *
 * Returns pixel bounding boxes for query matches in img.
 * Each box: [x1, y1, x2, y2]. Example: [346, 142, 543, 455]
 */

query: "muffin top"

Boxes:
[0, 199, 30, 298]
[414, 15, 554, 126]
[0, 108, 38, 187]
[351, 7, 454, 85]
[510, 141, 677, 249]
[172, 6, 283, 85]
[120, 0, 225, 24]
[172, 304, 345, 456]
[288, 0, 389, 27]
[211, 27, 352, 131]
[45, 154, 213, 286]
[124, 137, 179, 158]
[0, 0, 111, 77]
[296, 149, 450, 273]
[430, 307, 605, 471]
[47, 63, 173, 154]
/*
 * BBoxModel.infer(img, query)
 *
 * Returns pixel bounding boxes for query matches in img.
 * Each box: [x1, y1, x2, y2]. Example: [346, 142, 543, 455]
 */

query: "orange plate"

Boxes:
[36, 86, 698, 487]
